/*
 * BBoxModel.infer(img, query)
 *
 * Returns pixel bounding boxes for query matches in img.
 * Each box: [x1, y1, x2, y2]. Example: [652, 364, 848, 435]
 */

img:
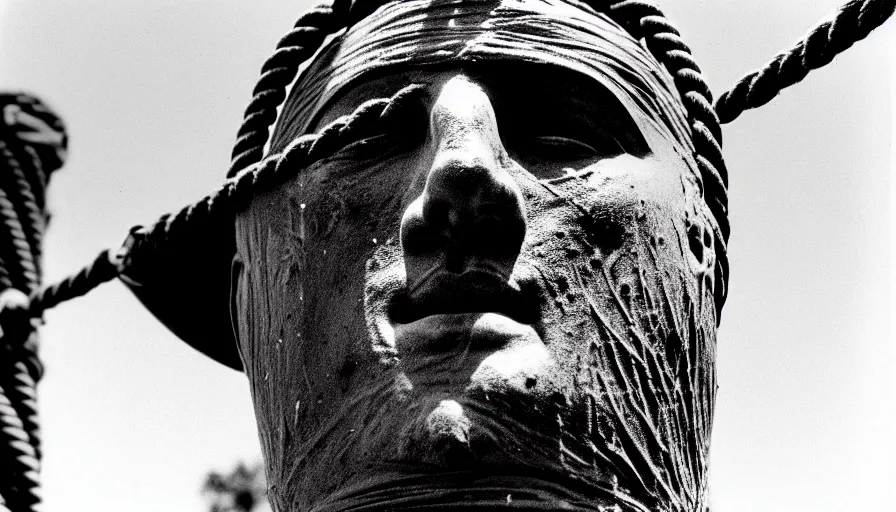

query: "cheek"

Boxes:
[520, 154, 689, 263]
[514, 154, 712, 377]
[269, 155, 423, 366]
[298, 154, 425, 242]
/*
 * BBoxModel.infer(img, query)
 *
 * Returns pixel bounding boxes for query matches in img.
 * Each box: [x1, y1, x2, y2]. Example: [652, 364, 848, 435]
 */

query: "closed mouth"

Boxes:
[388, 270, 542, 325]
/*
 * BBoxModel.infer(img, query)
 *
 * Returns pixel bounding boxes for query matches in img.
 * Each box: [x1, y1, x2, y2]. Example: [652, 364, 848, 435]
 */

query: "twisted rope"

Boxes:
[2, 83, 425, 327]
[0, 1, 891, 509]
[0, 383, 41, 511]
[224, 0, 732, 307]
[585, 0, 731, 309]
[716, 0, 896, 124]
[0, 142, 44, 286]
[228, 0, 352, 177]
[25, 250, 121, 315]
[0, 92, 66, 512]
[0, 179, 39, 292]
[134, 85, 423, 269]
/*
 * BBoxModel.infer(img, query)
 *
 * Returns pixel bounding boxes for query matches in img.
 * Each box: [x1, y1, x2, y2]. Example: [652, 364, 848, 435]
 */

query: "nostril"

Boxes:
[421, 197, 523, 251]
[402, 214, 447, 256]
[421, 195, 451, 231]
[460, 215, 524, 262]
[401, 199, 451, 257]
[411, 158, 527, 261]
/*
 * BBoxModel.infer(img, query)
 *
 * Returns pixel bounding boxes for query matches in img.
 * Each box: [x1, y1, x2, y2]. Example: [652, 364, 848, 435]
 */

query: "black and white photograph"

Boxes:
[1, 1, 893, 510]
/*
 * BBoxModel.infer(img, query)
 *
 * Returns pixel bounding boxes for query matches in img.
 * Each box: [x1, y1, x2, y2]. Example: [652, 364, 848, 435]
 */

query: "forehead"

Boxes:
[270, 0, 693, 153]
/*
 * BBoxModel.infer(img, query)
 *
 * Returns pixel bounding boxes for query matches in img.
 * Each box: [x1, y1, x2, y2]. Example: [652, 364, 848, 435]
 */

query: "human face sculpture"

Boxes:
[233, 7, 721, 512]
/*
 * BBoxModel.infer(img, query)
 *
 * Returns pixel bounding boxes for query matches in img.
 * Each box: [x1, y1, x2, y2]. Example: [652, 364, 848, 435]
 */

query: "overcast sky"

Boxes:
[1, 1, 893, 511]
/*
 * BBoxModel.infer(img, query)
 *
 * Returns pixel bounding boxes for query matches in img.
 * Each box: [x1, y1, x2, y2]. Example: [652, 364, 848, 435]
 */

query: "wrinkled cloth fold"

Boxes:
[270, 0, 694, 161]
[310, 470, 652, 511]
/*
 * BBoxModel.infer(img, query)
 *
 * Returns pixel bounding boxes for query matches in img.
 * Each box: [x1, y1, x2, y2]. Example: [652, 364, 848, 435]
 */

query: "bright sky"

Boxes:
[1, 1, 893, 511]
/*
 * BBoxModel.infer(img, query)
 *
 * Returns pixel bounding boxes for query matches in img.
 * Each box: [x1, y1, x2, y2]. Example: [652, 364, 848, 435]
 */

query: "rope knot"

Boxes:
[114, 227, 143, 275]
[0, 288, 34, 342]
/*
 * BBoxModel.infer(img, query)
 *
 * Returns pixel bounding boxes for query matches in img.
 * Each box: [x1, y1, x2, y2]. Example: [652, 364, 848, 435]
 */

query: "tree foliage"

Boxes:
[202, 461, 267, 512]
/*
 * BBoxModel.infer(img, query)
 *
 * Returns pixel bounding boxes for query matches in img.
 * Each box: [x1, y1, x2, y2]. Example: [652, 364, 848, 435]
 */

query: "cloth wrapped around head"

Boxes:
[272, 0, 697, 163]
[121, 0, 727, 371]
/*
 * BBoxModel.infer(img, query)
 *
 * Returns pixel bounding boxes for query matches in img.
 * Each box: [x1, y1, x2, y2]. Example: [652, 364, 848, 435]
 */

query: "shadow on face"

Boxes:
[232, 61, 718, 509]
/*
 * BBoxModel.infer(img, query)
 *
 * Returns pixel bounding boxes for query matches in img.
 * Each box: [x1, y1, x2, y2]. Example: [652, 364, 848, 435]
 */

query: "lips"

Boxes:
[388, 269, 541, 325]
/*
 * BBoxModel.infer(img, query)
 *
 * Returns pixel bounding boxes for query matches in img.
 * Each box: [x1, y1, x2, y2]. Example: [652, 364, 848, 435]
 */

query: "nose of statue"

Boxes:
[400, 75, 526, 295]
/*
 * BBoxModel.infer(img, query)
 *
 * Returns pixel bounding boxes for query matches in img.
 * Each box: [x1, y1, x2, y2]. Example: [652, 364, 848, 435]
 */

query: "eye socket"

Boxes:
[332, 134, 392, 159]
[529, 135, 601, 161]
[334, 118, 426, 161]
[514, 132, 625, 164]
[500, 128, 630, 180]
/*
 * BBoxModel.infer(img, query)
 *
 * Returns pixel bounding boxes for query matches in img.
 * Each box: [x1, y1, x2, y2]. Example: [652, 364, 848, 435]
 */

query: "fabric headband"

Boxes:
[269, 0, 697, 163]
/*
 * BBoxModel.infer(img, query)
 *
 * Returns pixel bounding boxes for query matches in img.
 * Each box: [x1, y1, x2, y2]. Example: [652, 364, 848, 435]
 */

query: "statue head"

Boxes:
[232, 1, 726, 509]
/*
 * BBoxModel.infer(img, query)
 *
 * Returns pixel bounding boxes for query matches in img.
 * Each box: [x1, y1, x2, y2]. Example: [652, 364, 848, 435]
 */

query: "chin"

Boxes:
[387, 343, 571, 471]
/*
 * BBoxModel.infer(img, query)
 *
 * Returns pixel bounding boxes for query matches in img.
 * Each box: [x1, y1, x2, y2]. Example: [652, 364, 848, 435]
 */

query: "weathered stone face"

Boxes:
[234, 58, 720, 511]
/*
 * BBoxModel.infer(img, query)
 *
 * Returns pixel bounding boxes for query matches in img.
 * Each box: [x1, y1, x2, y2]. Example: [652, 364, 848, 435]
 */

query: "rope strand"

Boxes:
[1, 1, 892, 509]
[0, 91, 65, 512]
[716, 0, 896, 124]
[593, 0, 730, 310]
[228, 0, 353, 177]
[2, 83, 427, 329]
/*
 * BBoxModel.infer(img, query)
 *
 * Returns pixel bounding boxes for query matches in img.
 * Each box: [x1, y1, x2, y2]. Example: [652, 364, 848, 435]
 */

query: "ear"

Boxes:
[230, 254, 249, 372]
